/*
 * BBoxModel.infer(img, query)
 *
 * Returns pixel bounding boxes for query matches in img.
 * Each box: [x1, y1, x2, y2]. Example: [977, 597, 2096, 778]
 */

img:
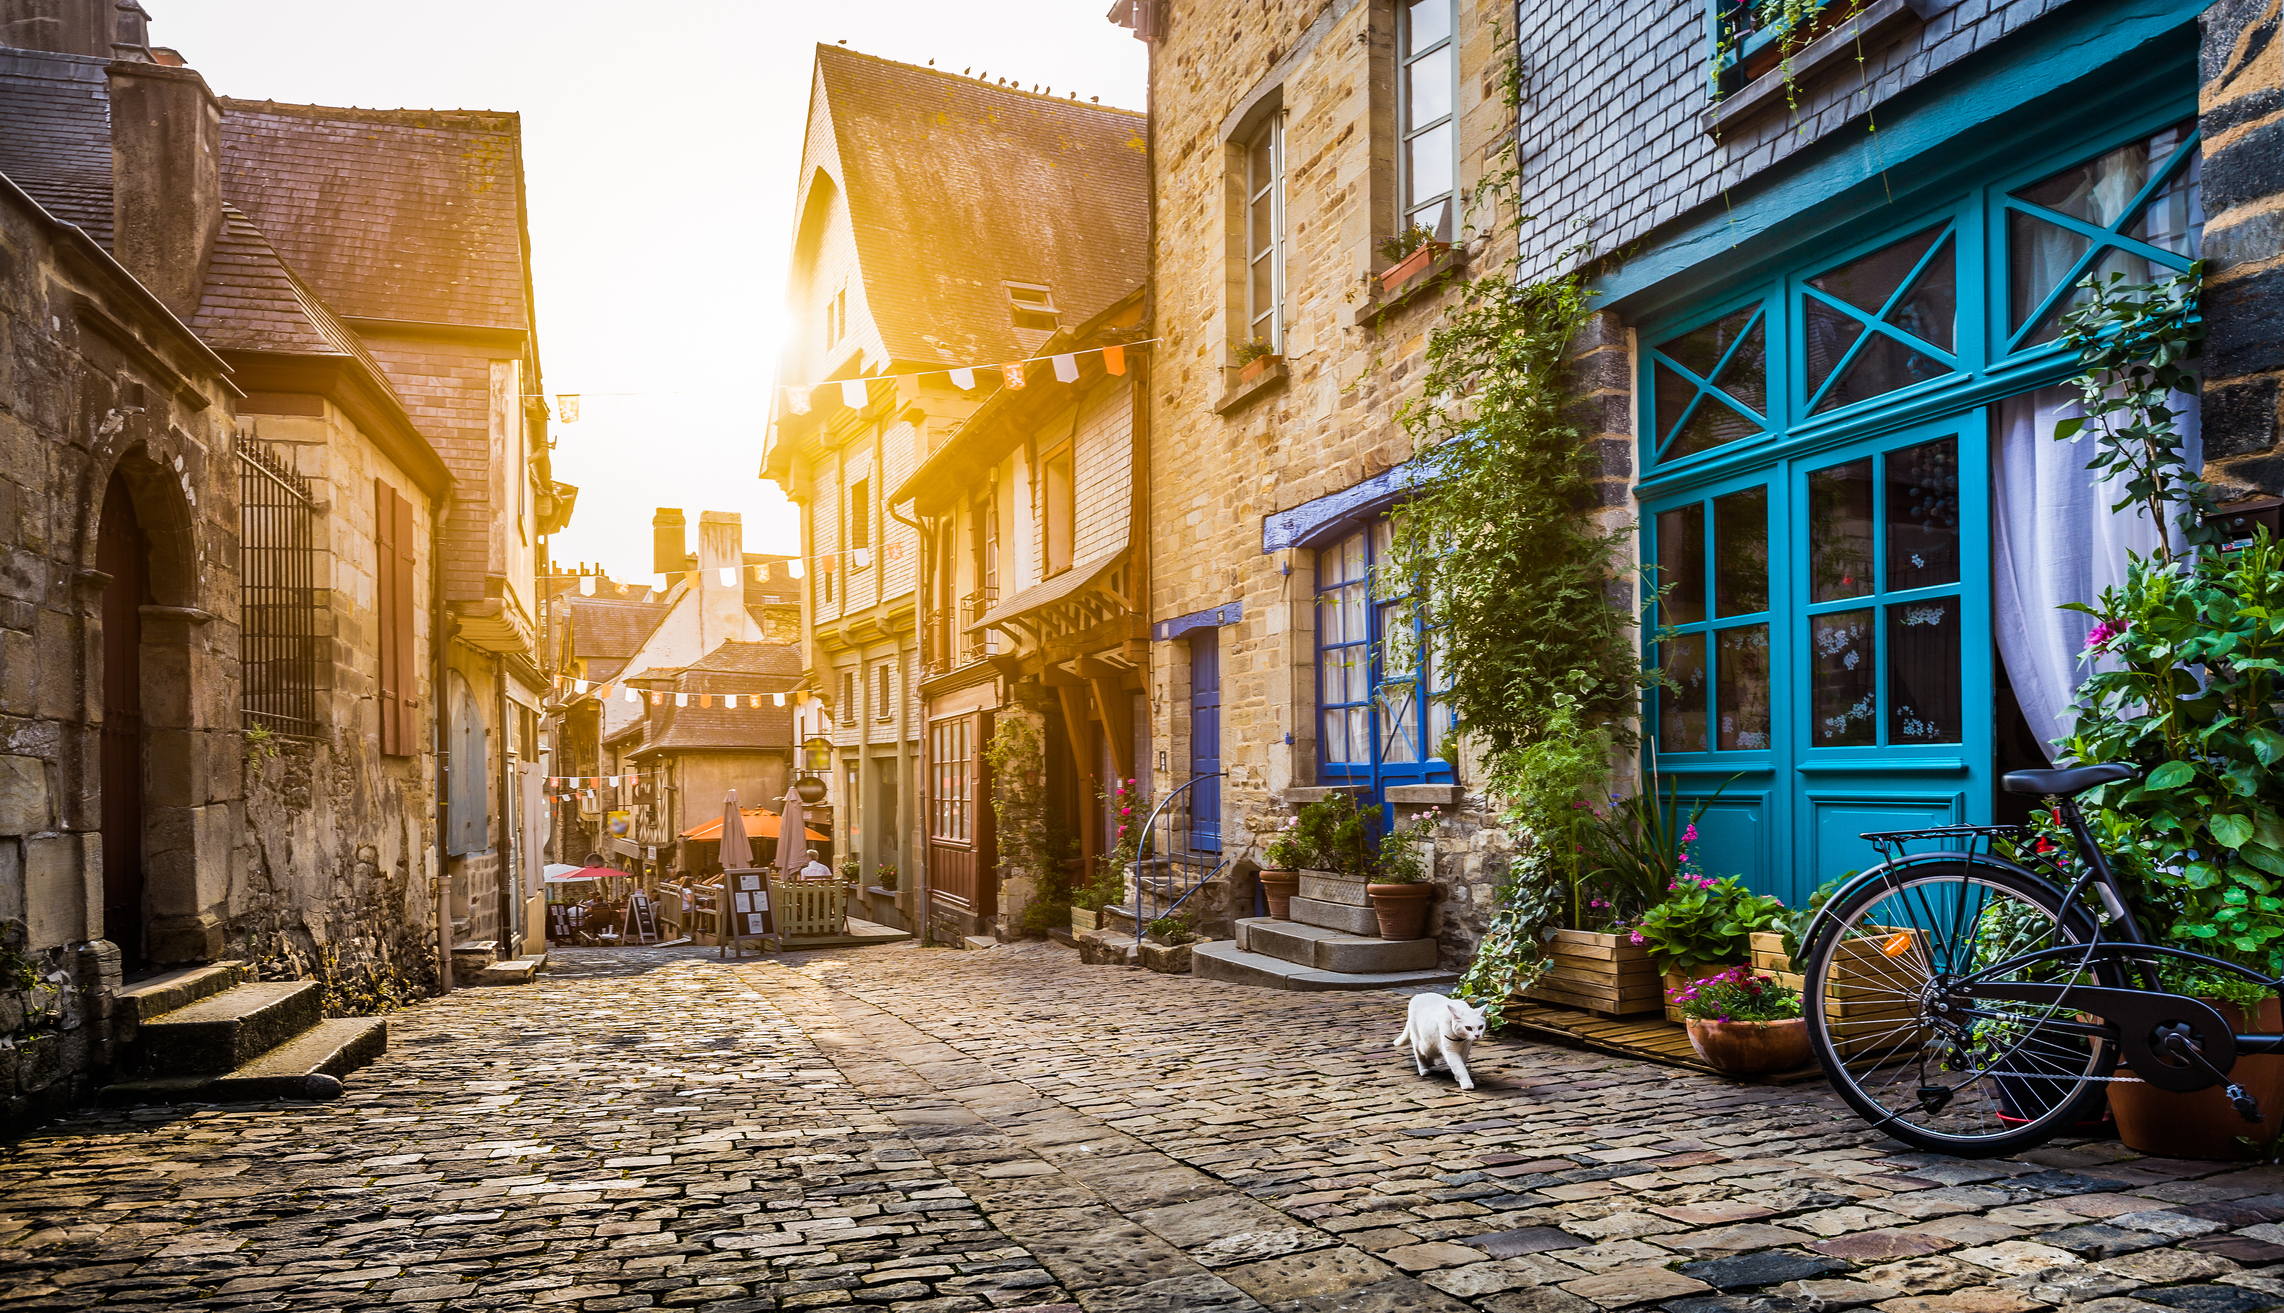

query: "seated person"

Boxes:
[801, 849, 833, 881]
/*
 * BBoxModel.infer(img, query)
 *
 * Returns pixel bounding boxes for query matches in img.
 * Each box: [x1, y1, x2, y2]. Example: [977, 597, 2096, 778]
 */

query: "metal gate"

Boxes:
[238, 440, 323, 737]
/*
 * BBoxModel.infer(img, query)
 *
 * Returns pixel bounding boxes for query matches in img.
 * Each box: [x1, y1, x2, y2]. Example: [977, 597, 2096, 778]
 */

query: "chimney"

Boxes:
[652, 508, 688, 575]
[0, 0, 109, 56]
[106, 58, 222, 320]
[697, 512, 749, 648]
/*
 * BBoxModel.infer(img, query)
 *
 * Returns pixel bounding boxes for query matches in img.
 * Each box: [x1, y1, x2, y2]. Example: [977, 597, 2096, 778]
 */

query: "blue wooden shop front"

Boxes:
[1612, 3, 2207, 908]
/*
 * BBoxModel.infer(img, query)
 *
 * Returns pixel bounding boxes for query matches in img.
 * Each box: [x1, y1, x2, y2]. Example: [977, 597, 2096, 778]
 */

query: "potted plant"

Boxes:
[875, 861, 898, 892]
[1377, 223, 1451, 296]
[1636, 856, 1786, 1022]
[1529, 778, 1706, 1017]
[1258, 815, 1307, 919]
[835, 853, 861, 884]
[1366, 810, 1439, 940]
[1671, 964, 1811, 1074]
[1234, 338, 1280, 385]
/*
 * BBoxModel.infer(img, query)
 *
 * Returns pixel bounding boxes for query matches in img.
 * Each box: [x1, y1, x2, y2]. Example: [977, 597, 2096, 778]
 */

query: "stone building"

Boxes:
[1127, 0, 1517, 980]
[762, 47, 1148, 922]
[621, 642, 805, 880]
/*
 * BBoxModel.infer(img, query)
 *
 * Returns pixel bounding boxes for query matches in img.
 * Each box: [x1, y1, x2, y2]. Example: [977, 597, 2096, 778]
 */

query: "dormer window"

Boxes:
[1006, 283, 1059, 331]
[825, 286, 848, 347]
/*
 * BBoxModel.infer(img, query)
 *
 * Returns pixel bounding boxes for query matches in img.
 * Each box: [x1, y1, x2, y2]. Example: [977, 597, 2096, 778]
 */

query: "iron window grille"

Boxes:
[238, 438, 325, 738]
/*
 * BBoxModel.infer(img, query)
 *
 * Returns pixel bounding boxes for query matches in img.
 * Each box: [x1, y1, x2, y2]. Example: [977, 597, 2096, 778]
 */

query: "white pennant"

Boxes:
[574, 679, 590, 694]
[578, 574, 596, 596]
[675, 693, 689, 707]
[950, 367, 976, 390]
[1052, 353, 1079, 383]
[624, 686, 640, 703]
[841, 379, 867, 409]
[773, 691, 787, 707]
[788, 559, 805, 579]
[718, 567, 737, 586]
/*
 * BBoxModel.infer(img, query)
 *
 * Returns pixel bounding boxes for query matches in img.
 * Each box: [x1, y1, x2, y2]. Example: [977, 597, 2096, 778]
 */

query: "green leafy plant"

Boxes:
[244, 723, 277, 767]
[1453, 848, 1564, 1031]
[837, 853, 862, 882]
[1636, 874, 1785, 973]
[1287, 790, 1374, 876]
[1261, 815, 1312, 870]
[1378, 222, 1438, 264]
[2054, 265, 2212, 563]
[1233, 338, 1277, 367]
[1373, 810, 1440, 884]
[875, 861, 898, 891]
[1146, 913, 1197, 946]
[1669, 963, 1802, 1023]
[1778, 878, 1844, 963]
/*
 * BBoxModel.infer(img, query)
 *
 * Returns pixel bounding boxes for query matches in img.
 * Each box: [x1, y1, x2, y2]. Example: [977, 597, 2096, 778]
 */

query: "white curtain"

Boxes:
[1992, 385, 2201, 762]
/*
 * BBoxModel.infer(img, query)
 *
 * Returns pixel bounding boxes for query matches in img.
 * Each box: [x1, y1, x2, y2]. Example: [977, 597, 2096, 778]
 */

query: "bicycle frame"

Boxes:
[1799, 796, 2284, 1086]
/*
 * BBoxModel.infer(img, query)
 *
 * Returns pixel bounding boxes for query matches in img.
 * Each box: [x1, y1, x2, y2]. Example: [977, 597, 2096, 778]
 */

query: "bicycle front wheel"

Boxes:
[1804, 857, 2118, 1157]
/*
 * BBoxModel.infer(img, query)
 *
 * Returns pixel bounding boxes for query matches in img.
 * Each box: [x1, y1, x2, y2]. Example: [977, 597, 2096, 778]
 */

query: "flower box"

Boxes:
[1523, 929, 1661, 1018]
[1379, 240, 1452, 295]
[1238, 352, 1283, 385]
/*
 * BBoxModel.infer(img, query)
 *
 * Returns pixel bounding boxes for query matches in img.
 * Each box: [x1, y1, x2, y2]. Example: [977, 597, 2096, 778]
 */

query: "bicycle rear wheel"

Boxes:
[1804, 857, 2118, 1156]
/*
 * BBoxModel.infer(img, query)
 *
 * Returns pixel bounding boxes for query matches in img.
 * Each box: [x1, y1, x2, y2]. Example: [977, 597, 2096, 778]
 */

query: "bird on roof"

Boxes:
[963, 66, 971, 74]
[837, 39, 847, 44]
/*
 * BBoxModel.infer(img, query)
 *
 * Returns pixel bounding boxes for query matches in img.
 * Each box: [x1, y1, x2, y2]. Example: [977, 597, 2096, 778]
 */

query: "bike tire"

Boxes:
[1803, 855, 2119, 1157]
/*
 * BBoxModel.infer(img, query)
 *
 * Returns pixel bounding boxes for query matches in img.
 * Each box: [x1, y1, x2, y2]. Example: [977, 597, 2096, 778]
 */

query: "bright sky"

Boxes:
[153, 0, 1149, 580]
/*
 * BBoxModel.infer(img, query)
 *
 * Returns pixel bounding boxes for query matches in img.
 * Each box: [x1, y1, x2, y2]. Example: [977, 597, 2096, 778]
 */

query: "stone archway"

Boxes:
[95, 471, 148, 969]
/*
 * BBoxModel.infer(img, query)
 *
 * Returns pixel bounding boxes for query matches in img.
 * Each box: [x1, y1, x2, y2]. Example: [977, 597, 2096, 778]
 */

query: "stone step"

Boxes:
[1288, 896, 1379, 936]
[114, 961, 247, 1040]
[139, 980, 323, 1074]
[100, 1016, 388, 1106]
[469, 956, 542, 986]
[1191, 941, 1458, 992]
[1234, 918, 1438, 973]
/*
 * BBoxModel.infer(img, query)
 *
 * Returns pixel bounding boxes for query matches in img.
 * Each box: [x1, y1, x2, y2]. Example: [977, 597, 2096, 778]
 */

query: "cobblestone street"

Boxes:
[5, 942, 2284, 1313]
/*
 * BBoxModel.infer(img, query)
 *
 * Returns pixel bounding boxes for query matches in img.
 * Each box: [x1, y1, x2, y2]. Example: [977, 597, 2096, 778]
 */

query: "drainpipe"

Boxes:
[496, 650, 516, 962]
[430, 488, 454, 994]
[889, 500, 927, 947]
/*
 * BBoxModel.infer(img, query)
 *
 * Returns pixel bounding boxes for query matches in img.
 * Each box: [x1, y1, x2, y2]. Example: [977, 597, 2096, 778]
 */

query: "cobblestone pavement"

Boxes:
[6, 941, 2284, 1313]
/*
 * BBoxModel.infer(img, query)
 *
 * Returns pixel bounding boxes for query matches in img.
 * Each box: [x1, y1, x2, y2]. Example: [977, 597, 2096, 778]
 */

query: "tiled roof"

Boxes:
[683, 643, 805, 678]
[634, 703, 795, 755]
[812, 47, 1147, 367]
[566, 597, 669, 661]
[217, 100, 532, 330]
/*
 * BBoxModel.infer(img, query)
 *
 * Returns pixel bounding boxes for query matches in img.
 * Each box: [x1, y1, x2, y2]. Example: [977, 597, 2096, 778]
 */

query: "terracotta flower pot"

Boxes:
[1258, 868, 1299, 920]
[1367, 882, 1433, 940]
[1378, 241, 1452, 294]
[2111, 996, 2284, 1160]
[1664, 962, 1745, 1024]
[1686, 1016, 1812, 1075]
[1238, 353, 1282, 385]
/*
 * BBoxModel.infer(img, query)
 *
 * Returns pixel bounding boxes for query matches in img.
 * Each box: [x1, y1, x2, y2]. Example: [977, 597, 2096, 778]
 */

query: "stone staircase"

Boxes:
[100, 961, 389, 1105]
[1192, 870, 1458, 991]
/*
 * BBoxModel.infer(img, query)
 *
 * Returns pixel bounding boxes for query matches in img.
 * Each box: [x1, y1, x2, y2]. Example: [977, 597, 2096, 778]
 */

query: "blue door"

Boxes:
[1189, 628, 1221, 852]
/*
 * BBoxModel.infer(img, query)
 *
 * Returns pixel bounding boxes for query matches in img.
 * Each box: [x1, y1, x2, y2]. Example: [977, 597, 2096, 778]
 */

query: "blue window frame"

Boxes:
[1316, 518, 1454, 808]
[1635, 108, 2203, 907]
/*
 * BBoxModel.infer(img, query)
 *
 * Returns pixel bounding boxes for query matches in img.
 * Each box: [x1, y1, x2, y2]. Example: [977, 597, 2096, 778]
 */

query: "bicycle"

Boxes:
[1797, 762, 2284, 1157]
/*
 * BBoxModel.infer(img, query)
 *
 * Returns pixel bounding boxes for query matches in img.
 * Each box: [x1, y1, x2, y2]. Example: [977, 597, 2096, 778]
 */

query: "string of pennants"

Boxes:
[553, 674, 794, 710]
[779, 339, 1157, 416]
[551, 772, 645, 788]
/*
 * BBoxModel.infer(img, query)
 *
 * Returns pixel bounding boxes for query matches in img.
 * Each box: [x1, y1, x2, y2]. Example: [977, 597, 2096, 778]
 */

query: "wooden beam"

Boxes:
[1055, 683, 1099, 874]
[1090, 675, 1134, 785]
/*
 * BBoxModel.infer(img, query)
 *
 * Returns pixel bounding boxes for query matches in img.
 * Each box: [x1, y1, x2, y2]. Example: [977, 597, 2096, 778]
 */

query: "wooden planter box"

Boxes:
[1523, 929, 1661, 1018]
[1379, 240, 1453, 294]
[1071, 907, 1104, 933]
[1748, 929, 1924, 1059]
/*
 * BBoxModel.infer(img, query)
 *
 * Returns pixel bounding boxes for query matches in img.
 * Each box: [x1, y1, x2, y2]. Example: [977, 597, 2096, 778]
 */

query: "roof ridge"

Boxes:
[814, 43, 1145, 117]
[218, 97, 521, 129]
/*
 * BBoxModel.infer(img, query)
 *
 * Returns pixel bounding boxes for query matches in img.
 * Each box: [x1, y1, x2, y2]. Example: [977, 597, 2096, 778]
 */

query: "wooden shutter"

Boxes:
[392, 489, 418, 753]
[376, 479, 401, 755]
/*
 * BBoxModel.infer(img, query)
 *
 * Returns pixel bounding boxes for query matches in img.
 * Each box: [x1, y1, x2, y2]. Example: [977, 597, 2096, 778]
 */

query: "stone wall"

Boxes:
[2198, 0, 2284, 494]
[0, 177, 241, 1120]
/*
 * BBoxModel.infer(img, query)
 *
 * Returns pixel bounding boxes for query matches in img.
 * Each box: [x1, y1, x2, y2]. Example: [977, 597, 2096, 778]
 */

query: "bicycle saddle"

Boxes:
[2001, 763, 2138, 796]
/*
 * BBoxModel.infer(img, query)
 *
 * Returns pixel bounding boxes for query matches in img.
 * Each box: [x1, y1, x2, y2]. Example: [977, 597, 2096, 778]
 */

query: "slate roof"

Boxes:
[811, 47, 1147, 367]
[566, 598, 670, 662]
[683, 643, 805, 679]
[217, 100, 533, 330]
[634, 703, 795, 755]
[0, 49, 415, 401]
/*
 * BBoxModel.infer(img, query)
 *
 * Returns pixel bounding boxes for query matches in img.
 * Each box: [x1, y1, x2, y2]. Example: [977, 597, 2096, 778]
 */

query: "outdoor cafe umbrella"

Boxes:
[778, 785, 809, 876]
[719, 790, 754, 869]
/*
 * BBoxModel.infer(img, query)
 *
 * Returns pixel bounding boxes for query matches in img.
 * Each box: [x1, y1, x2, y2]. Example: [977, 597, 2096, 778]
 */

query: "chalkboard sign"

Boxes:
[729, 871, 773, 938]
[622, 892, 660, 945]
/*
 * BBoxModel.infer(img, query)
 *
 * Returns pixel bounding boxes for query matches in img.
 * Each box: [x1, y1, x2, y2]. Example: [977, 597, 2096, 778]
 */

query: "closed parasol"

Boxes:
[719, 790, 753, 869]
[778, 785, 809, 876]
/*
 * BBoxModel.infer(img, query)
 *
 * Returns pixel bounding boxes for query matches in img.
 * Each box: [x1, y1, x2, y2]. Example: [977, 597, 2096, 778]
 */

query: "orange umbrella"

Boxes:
[680, 808, 831, 843]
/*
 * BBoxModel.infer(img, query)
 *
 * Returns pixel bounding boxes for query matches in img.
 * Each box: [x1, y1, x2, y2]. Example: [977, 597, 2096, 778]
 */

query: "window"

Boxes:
[1042, 446, 1074, 576]
[873, 662, 893, 722]
[1244, 117, 1282, 351]
[239, 439, 325, 739]
[373, 478, 418, 755]
[930, 717, 971, 843]
[1399, 0, 1456, 237]
[848, 477, 870, 551]
[1651, 486, 1772, 753]
[1006, 282, 1059, 331]
[1316, 518, 1454, 788]
[2005, 120, 2202, 350]
[839, 668, 856, 722]
[825, 285, 847, 347]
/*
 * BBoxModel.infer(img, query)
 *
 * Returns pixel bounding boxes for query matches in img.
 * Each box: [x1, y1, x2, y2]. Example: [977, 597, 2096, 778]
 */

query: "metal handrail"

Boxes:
[1132, 771, 1227, 944]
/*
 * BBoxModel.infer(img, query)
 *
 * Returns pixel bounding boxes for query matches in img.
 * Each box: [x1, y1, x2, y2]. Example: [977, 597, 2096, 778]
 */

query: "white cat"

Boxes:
[1395, 993, 1489, 1090]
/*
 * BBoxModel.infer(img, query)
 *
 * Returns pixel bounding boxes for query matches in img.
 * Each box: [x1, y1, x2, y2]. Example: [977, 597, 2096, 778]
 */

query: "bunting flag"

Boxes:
[579, 574, 596, 596]
[675, 692, 689, 707]
[950, 367, 976, 390]
[840, 379, 867, 409]
[557, 394, 581, 422]
[775, 339, 1154, 404]
[786, 385, 812, 415]
[1103, 344, 1126, 375]
[1003, 361, 1027, 390]
[1052, 353, 1079, 383]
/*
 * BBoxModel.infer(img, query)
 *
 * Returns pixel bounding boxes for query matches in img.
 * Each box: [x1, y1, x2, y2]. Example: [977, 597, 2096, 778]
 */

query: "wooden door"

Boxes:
[97, 474, 147, 969]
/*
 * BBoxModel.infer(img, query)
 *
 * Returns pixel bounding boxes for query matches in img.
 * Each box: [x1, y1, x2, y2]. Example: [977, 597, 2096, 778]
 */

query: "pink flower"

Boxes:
[1629, 929, 1645, 946]
[2085, 618, 2127, 652]
[1682, 824, 1698, 843]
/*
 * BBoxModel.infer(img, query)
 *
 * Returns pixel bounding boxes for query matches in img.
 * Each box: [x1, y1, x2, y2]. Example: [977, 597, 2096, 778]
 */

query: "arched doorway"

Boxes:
[97, 471, 148, 970]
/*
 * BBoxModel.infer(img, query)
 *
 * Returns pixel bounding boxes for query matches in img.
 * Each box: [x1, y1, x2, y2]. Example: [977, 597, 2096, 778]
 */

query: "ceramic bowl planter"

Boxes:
[1664, 962, 1745, 1023]
[2111, 996, 2284, 1160]
[1258, 868, 1299, 919]
[1748, 929, 1927, 1059]
[1686, 1017, 1812, 1075]
[1367, 882, 1433, 940]
[1526, 929, 1661, 1017]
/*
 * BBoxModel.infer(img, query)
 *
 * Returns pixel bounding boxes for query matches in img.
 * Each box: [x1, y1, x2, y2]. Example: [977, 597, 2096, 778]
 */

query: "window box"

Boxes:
[1238, 351, 1283, 386]
[1351, 245, 1468, 327]
[1705, 0, 1933, 135]
[1214, 355, 1288, 414]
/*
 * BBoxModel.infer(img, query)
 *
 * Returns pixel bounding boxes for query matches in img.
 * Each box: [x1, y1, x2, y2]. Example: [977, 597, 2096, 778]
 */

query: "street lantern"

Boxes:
[793, 775, 827, 806]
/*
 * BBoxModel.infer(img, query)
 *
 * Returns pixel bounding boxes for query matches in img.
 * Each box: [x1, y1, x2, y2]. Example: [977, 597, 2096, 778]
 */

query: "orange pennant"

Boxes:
[1102, 344, 1125, 375]
[1003, 361, 1027, 390]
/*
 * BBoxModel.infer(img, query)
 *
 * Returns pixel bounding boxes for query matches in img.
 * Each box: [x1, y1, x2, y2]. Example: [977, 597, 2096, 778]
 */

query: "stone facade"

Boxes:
[2198, 0, 2284, 495]
[1143, 0, 1518, 962]
[0, 170, 240, 1119]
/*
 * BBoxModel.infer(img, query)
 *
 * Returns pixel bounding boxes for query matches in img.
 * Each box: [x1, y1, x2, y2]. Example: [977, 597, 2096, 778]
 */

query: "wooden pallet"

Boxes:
[1503, 1000, 1827, 1084]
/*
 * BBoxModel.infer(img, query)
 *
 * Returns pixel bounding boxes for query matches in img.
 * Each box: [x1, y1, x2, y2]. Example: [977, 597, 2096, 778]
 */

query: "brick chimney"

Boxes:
[105, 58, 222, 320]
[697, 512, 748, 649]
[652, 508, 688, 575]
[0, 0, 110, 56]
